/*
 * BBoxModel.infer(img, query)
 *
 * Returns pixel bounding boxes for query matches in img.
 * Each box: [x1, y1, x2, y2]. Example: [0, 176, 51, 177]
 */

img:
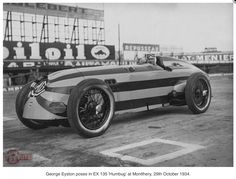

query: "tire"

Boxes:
[67, 79, 115, 137]
[185, 72, 212, 114]
[15, 82, 48, 129]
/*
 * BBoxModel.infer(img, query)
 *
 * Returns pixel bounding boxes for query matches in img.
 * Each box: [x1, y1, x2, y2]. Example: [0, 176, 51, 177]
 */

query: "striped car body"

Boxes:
[22, 57, 204, 121]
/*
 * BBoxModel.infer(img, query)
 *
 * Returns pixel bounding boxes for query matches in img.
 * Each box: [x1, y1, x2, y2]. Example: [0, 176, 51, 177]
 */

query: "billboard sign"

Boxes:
[3, 41, 115, 61]
[3, 3, 104, 21]
[123, 43, 159, 52]
[174, 53, 233, 64]
[3, 60, 136, 71]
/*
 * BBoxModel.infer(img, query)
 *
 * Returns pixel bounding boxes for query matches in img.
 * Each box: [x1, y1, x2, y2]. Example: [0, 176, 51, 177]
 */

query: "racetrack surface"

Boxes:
[3, 75, 233, 167]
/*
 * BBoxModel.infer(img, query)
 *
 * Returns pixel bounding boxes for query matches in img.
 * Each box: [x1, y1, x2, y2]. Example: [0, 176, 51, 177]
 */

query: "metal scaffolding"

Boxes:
[3, 3, 105, 45]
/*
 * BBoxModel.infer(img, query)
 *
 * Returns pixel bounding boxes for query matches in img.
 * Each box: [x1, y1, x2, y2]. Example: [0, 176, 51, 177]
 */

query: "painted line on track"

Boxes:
[106, 135, 124, 141]
[32, 154, 51, 163]
[209, 73, 233, 77]
[100, 138, 205, 166]
[4, 116, 16, 121]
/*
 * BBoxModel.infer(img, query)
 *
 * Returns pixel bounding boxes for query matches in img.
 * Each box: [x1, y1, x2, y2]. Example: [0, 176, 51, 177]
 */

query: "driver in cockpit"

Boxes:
[138, 55, 172, 71]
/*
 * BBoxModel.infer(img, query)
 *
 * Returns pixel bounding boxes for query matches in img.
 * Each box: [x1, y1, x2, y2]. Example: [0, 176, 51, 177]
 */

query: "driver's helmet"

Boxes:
[146, 57, 156, 65]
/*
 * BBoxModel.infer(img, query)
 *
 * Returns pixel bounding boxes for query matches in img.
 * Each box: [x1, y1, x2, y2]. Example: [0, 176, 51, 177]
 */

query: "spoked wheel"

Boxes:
[79, 88, 110, 130]
[67, 79, 115, 137]
[193, 79, 209, 108]
[185, 73, 211, 114]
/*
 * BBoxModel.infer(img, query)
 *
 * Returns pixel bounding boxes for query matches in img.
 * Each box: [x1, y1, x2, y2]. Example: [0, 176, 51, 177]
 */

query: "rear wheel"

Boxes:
[185, 73, 211, 114]
[67, 79, 115, 137]
[15, 82, 48, 129]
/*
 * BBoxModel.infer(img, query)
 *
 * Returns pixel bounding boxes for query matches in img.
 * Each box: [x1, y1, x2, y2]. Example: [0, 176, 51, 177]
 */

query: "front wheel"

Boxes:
[67, 79, 115, 137]
[15, 82, 48, 129]
[185, 73, 212, 114]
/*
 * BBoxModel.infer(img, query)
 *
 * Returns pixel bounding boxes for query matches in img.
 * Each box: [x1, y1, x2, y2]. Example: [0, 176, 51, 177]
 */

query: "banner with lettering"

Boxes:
[3, 41, 115, 61]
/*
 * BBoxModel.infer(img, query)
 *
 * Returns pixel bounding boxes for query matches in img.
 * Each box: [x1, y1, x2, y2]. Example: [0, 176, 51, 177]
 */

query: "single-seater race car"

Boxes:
[16, 56, 212, 137]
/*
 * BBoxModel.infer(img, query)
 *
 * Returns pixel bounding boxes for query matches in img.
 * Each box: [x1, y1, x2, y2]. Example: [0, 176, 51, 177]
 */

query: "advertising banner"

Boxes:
[173, 53, 233, 64]
[3, 41, 115, 61]
[123, 43, 160, 52]
[3, 3, 104, 21]
[3, 60, 136, 71]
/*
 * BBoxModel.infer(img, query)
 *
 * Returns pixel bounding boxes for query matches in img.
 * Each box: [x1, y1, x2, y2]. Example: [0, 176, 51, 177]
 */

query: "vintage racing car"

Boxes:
[15, 56, 212, 137]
